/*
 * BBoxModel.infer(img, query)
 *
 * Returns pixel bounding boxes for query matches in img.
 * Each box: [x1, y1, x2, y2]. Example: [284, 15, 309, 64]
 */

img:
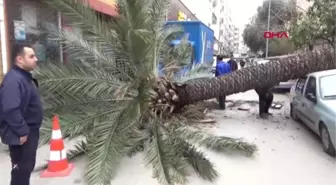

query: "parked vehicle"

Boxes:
[289, 69, 336, 156]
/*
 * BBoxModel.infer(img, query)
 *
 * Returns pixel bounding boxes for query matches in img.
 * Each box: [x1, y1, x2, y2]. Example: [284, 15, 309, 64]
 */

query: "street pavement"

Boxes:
[1, 90, 335, 185]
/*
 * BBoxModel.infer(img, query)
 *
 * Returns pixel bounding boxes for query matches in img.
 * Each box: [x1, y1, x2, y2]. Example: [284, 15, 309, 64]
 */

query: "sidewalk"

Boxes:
[0, 90, 287, 185]
[1, 91, 334, 185]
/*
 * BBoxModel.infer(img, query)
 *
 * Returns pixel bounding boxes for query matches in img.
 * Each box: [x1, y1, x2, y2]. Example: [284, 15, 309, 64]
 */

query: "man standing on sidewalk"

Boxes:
[215, 55, 231, 109]
[255, 86, 274, 118]
[0, 43, 43, 185]
[227, 55, 238, 71]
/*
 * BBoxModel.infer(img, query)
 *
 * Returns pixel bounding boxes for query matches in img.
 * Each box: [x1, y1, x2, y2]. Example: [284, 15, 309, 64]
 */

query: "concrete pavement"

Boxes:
[1, 91, 335, 185]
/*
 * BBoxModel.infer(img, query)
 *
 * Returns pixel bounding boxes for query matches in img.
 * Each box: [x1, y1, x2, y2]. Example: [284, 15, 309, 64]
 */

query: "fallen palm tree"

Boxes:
[35, 0, 335, 185]
[173, 49, 335, 107]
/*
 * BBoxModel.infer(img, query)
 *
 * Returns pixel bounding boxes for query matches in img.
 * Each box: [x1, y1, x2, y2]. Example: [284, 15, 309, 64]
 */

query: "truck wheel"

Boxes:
[290, 103, 299, 122]
[319, 123, 336, 156]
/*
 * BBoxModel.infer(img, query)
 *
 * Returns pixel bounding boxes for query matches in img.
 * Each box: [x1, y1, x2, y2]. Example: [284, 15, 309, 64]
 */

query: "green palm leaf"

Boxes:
[35, 0, 258, 184]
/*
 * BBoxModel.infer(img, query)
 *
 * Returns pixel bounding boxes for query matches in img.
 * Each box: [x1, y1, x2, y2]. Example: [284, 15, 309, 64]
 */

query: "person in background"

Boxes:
[30, 34, 46, 62]
[0, 43, 43, 185]
[240, 59, 246, 68]
[255, 86, 274, 118]
[228, 55, 238, 71]
[215, 55, 231, 109]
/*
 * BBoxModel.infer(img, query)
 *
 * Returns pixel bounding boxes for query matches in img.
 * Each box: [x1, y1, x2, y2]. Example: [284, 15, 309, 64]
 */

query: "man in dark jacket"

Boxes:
[240, 59, 246, 68]
[215, 55, 231, 109]
[255, 86, 274, 118]
[227, 55, 238, 71]
[0, 43, 43, 185]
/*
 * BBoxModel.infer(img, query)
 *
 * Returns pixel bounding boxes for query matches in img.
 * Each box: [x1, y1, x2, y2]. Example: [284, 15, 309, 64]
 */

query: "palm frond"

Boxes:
[35, 61, 127, 97]
[178, 139, 219, 181]
[36, 0, 260, 184]
[85, 96, 143, 185]
[144, 119, 188, 185]
[176, 125, 258, 156]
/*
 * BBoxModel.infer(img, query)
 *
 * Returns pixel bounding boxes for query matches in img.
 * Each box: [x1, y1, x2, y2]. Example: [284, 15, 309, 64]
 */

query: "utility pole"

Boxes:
[265, 0, 271, 58]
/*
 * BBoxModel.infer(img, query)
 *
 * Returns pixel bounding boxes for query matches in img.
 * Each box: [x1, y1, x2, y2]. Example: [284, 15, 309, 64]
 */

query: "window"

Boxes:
[6, 0, 61, 63]
[295, 77, 307, 94]
[212, 0, 217, 8]
[212, 13, 217, 24]
[304, 76, 316, 98]
[319, 74, 336, 99]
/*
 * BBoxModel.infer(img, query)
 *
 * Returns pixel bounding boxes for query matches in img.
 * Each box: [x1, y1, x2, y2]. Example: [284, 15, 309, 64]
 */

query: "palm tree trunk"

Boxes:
[175, 48, 335, 106]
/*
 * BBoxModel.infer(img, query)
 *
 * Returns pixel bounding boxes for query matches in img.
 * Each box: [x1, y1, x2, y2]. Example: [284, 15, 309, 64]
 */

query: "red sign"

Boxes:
[264, 32, 289, 39]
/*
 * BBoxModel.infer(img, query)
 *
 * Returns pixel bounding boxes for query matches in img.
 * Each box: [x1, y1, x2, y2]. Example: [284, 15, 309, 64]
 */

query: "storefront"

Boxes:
[1, 0, 117, 74]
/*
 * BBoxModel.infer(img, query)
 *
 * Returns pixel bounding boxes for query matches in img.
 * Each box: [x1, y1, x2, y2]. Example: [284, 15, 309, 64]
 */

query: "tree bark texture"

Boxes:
[175, 48, 335, 106]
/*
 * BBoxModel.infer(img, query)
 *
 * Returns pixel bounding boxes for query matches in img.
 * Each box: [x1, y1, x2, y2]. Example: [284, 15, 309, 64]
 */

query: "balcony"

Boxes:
[212, 12, 217, 25]
[212, 0, 217, 8]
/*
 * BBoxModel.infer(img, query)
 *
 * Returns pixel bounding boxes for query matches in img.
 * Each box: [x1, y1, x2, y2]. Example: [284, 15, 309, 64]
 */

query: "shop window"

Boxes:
[6, 0, 61, 63]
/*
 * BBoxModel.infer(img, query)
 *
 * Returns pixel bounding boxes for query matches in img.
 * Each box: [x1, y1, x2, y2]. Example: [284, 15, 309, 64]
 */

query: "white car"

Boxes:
[289, 69, 336, 156]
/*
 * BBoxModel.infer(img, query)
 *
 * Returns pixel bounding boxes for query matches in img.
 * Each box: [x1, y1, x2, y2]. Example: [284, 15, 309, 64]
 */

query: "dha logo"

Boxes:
[264, 31, 289, 39]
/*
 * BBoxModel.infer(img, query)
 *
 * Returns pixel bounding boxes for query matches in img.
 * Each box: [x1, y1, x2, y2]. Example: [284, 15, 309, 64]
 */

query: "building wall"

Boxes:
[210, 0, 220, 54]
[167, 0, 198, 21]
[233, 27, 239, 53]
[217, 0, 234, 55]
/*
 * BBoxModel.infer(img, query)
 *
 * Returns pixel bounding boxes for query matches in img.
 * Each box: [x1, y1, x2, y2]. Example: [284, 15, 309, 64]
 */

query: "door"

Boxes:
[292, 77, 307, 117]
[301, 76, 319, 129]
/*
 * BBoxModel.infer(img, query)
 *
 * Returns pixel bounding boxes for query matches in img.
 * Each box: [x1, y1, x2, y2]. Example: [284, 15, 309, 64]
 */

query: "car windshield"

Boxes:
[320, 74, 336, 99]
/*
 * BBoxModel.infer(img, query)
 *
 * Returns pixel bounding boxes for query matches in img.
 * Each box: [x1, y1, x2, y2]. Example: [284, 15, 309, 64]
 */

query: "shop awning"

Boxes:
[85, 0, 119, 16]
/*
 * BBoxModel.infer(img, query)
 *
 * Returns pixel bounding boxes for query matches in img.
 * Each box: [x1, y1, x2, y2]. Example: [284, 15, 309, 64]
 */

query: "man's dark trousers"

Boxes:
[255, 89, 274, 115]
[9, 128, 39, 185]
[218, 95, 226, 109]
[264, 93, 274, 113]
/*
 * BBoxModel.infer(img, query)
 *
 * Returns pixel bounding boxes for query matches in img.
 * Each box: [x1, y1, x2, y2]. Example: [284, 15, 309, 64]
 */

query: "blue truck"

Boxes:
[164, 21, 214, 67]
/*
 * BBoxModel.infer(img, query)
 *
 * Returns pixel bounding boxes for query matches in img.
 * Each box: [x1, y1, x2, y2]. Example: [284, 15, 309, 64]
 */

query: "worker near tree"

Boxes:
[240, 59, 246, 68]
[228, 54, 238, 71]
[255, 86, 274, 118]
[0, 43, 43, 185]
[215, 55, 231, 109]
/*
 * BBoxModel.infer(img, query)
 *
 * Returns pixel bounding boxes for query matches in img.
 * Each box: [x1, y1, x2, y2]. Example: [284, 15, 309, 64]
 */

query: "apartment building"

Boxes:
[217, 0, 234, 55]
[209, 0, 220, 54]
[170, 0, 235, 55]
[233, 26, 239, 53]
[167, 0, 198, 21]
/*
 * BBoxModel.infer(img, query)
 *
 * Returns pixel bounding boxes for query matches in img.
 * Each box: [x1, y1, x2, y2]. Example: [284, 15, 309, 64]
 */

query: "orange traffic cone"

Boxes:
[40, 115, 74, 178]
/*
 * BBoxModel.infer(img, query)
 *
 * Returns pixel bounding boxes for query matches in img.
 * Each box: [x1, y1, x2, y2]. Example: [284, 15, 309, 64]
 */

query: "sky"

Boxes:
[230, 0, 265, 32]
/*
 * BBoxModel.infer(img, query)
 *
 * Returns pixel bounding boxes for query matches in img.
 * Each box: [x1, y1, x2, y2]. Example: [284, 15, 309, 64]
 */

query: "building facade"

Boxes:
[217, 0, 234, 55]
[167, 0, 198, 21]
[233, 26, 239, 53]
[0, 0, 117, 75]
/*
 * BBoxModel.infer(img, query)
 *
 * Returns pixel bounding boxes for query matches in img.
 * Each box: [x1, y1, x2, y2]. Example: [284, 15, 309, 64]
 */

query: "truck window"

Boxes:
[295, 77, 307, 94]
[304, 77, 317, 98]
